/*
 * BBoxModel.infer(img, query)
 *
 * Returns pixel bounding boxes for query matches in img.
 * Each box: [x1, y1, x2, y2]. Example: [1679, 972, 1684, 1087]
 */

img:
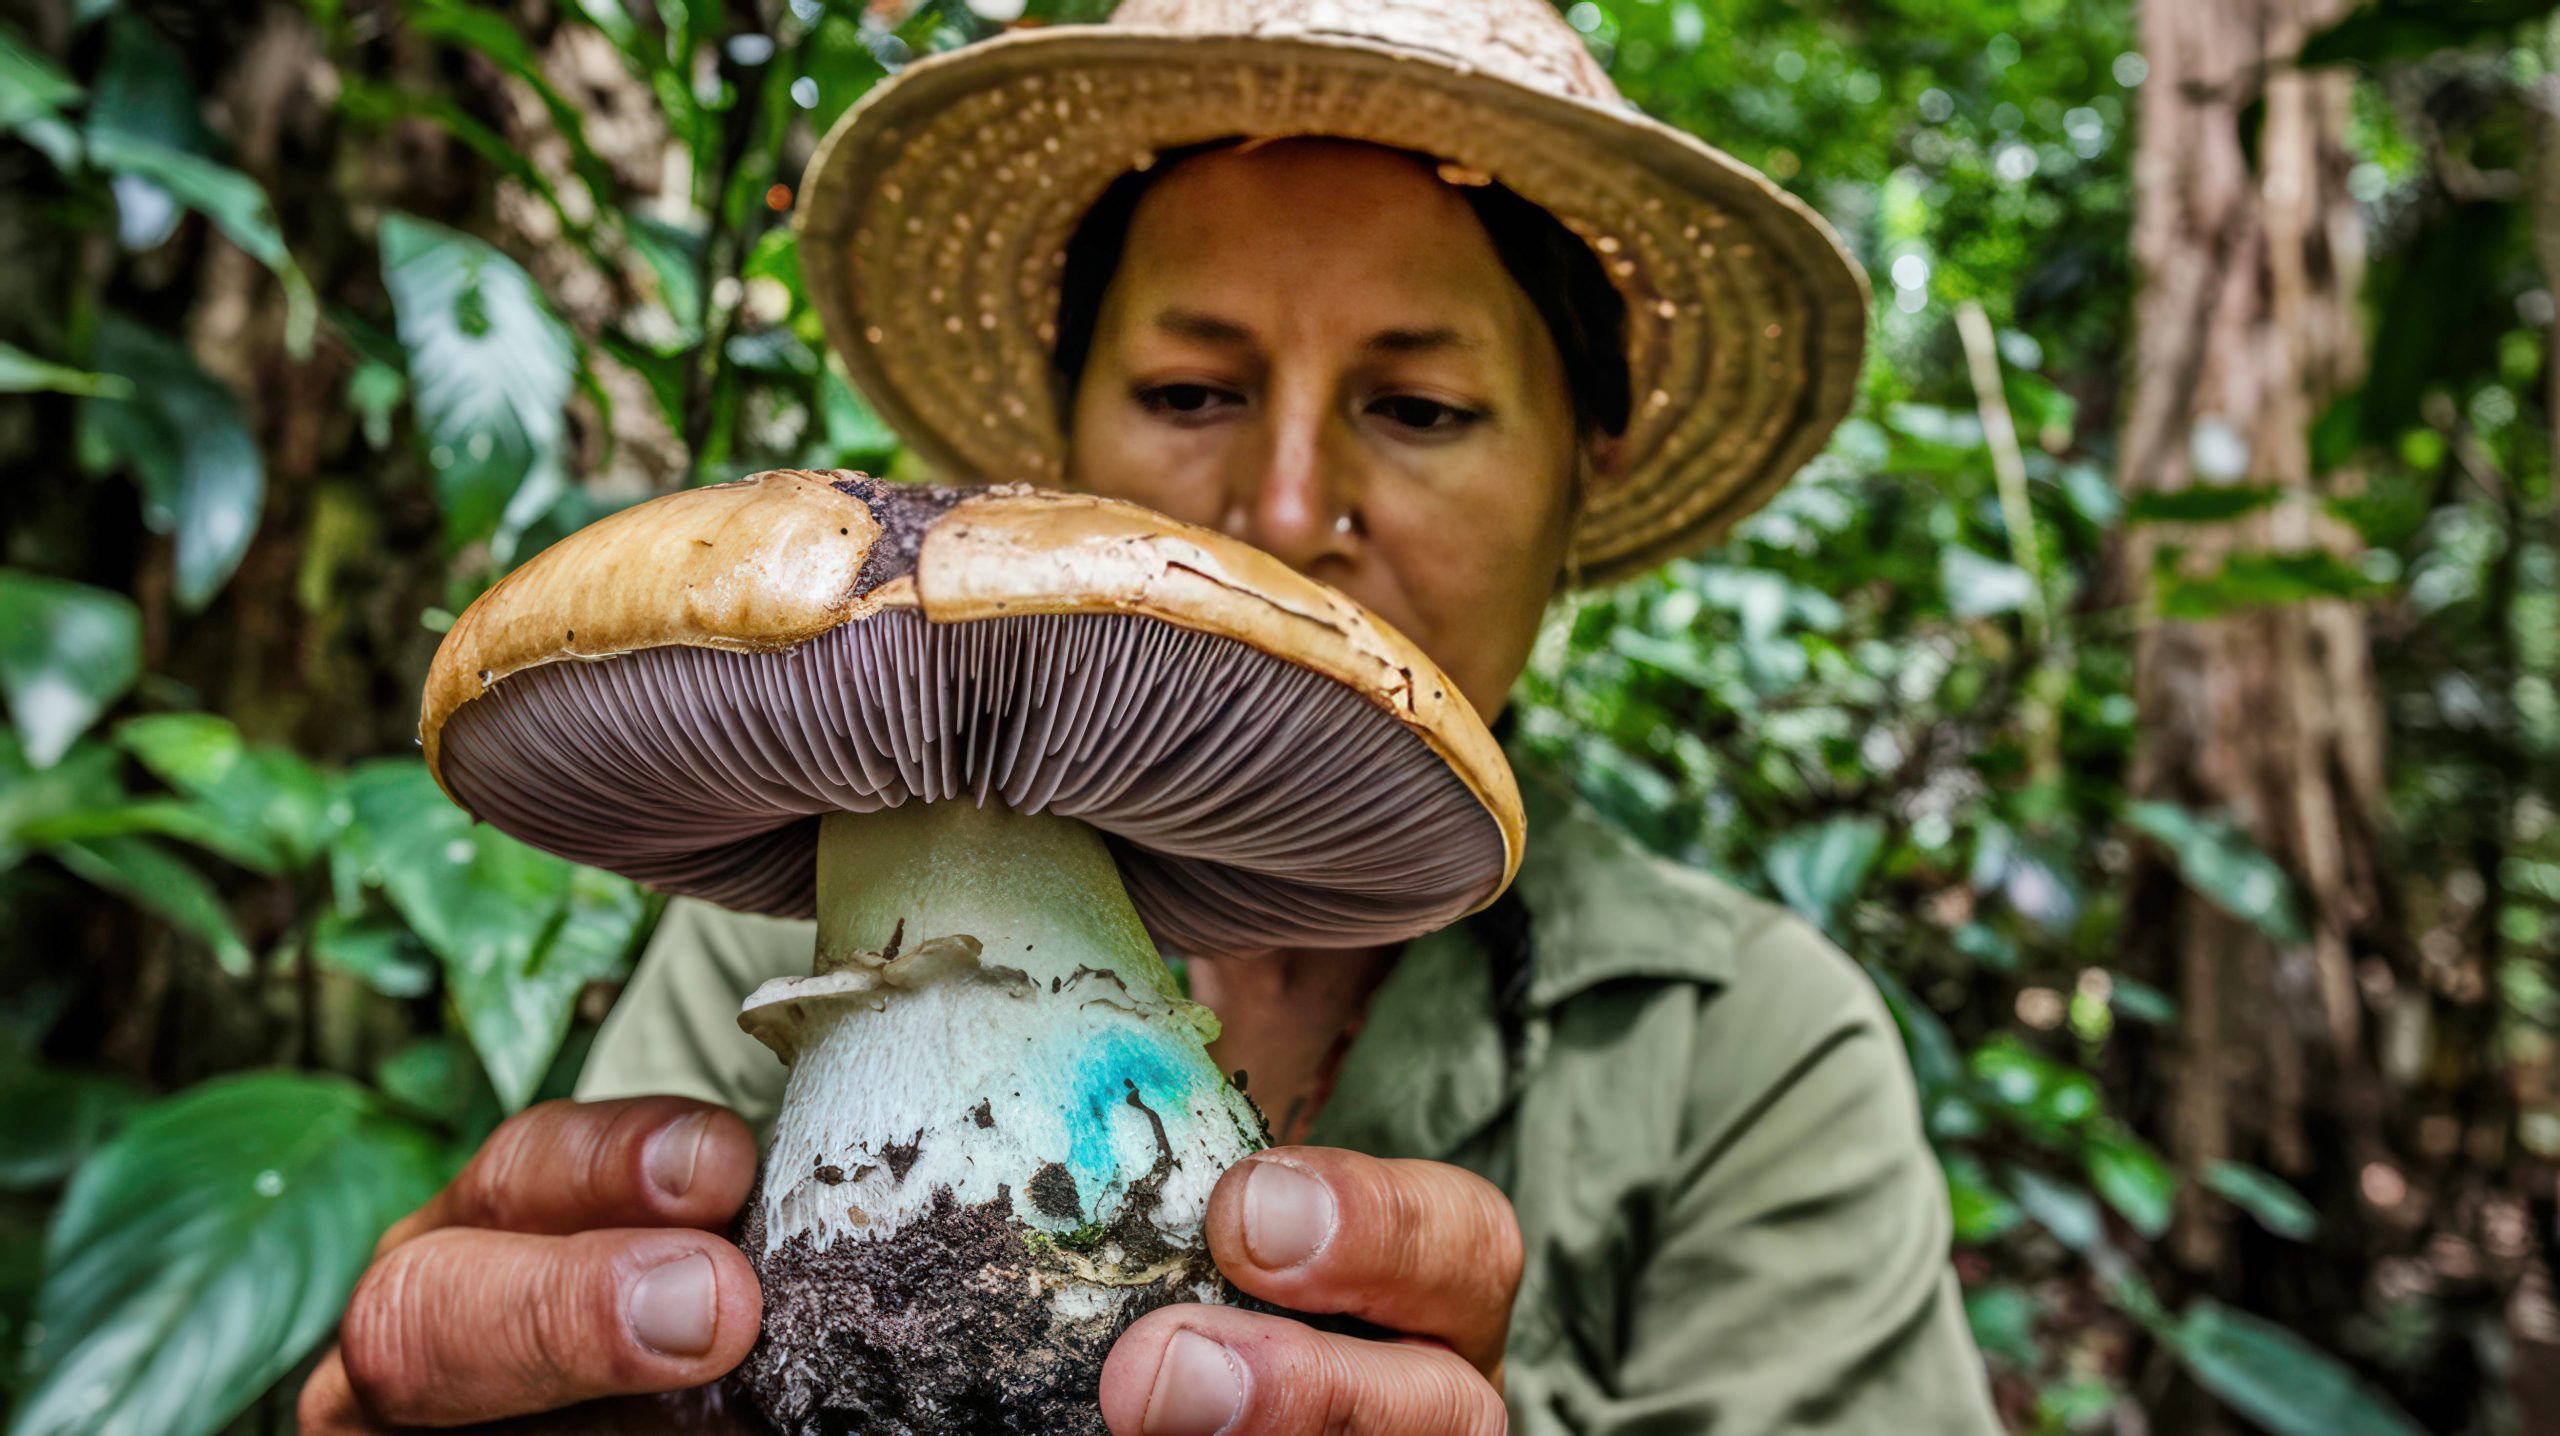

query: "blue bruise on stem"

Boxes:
[1062, 1026, 1204, 1210]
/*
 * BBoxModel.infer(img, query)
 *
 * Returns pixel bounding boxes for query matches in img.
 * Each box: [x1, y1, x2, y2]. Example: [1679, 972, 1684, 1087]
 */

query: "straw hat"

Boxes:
[795, 0, 1872, 586]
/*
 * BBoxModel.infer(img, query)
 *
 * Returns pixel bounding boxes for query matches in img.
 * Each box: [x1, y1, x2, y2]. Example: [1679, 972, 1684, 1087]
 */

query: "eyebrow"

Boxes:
[1150, 307, 1478, 355]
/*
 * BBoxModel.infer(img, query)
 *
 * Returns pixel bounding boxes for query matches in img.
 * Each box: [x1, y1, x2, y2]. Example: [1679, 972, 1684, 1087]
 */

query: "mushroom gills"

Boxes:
[734, 798, 1266, 1435]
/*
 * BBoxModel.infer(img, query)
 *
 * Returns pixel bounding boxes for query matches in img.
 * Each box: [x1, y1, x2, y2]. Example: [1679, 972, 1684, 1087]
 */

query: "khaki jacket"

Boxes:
[577, 768, 2001, 1433]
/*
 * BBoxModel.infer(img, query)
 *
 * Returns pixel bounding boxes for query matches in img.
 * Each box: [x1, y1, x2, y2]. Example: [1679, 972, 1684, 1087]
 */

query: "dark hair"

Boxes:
[1049, 136, 1632, 444]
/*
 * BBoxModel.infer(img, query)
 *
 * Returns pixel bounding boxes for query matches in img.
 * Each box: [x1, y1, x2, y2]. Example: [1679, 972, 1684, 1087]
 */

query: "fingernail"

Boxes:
[1143, 1330, 1243, 1436]
[644, 1112, 711, 1199]
[629, 1252, 718, 1357]
[1243, 1159, 1334, 1269]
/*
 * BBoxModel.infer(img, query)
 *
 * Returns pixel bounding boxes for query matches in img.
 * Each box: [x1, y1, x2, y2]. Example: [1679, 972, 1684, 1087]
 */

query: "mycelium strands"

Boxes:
[733, 797, 1264, 1435]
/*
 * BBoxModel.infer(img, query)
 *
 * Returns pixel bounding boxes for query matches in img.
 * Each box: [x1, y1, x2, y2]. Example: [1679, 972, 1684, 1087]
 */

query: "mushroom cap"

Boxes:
[420, 471, 1523, 954]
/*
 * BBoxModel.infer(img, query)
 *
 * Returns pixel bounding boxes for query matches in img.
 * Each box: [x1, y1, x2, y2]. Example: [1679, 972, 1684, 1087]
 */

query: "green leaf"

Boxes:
[2126, 484, 2284, 524]
[1964, 1284, 2043, 1367]
[307, 910, 436, 999]
[0, 1059, 145, 1190]
[1945, 1154, 2023, 1244]
[2125, 801, 2313, 945]
[631, 214, 708, 337]
[12, 797, 279, 873]
[2167, 1299, 2425, 1436]
[1762, 815, 1885, 933]
[0, 341, 130, 399]
[1970, 1034, 2102, 1136]
[83, 315, 266, 610]
[114, 713, 339, 870]
[0, 571, 142, 769]
[347, 360, 406, 451]
[0, 734, 124, 871]
[0, 23, 83, 164]
[2085, 1129, 2177, 1240]
[340, 761, 644, 1108]
[50, 835, 252, 975]
[80, 15, 316, 347]
[373, 1035, 500, 1132]
[1941, 545, 2038, 619]
[0, 23, 80, 123]
[2156, 550, 2386, 621]
[379, 214, 579, 558]
[2007, 1165, 2107, 1256]
[2203, 1160, 2320, 1241]
[11, 1072, 444, 1436]
[821, 365, 902, 461]
[2108, 975, 2179, 1024]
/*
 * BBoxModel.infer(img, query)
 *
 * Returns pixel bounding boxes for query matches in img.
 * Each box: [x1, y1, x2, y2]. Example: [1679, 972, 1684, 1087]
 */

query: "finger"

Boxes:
[303, 1347, 752, 1436]
[379, 1097, 756, 1252]
[297, 1349, 382, 1436]
[337, 1226, 759, 1426]
[1202, 1148, 1522, 1375]
[1100, 1305, 1507, 1436]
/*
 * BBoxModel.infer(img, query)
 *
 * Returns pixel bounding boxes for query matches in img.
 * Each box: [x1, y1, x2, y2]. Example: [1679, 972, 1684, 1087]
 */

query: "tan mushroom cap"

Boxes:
[420, 471, 1523, 952]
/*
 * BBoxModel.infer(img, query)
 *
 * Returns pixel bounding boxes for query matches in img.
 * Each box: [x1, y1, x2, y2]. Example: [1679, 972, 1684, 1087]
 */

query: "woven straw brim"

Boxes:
[797, 26, 1872, 587]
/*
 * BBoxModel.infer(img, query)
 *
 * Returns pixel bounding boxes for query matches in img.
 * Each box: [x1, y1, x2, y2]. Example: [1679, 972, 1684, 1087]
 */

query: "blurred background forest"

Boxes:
[2, 0, 2557, 1431]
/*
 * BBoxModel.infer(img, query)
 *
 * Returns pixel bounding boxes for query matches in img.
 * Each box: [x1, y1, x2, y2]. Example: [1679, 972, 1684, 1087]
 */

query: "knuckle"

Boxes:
[510, 1241, 598, 1384]
[339, 1243, 434, 1420]
[1396, 1345, 1505, 1436]
[457, 1107, 544, 1228]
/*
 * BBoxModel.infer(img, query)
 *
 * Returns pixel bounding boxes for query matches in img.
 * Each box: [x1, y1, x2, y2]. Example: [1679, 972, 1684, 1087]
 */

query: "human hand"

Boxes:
[1100, 1147, 1523, 1435]
[298, 1096, 764, 1434]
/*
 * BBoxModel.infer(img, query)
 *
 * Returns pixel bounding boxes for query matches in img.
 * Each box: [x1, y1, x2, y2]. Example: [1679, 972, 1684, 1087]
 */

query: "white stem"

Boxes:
[740, 802, 1263, 1285]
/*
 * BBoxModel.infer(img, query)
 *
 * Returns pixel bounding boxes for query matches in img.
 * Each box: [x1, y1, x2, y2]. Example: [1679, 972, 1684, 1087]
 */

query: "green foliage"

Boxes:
[2124, 802, 2312, 945]
[2165, 1301, 2426, 1436]
[340, 761, 650, 1110]
[9, 1073, 444, 1436]
[0, 577, 139, 769]
[79, 318, 267, 611]
[379, 215, 581, 557]
[2202, 1161, 2321, 1242]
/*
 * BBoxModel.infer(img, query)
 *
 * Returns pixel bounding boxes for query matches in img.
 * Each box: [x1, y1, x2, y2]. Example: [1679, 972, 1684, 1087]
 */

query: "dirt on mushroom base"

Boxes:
[729, 1171, 1215, 1436]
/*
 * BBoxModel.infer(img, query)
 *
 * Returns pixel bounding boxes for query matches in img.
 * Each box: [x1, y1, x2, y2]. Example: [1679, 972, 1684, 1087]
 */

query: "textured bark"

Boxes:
[2117, 0, 2394, 1422]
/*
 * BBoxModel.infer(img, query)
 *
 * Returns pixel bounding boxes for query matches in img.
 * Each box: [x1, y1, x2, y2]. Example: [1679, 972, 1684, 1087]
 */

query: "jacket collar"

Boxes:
[1508, 763, 1737, 1009]
[1307, 758, 1734, 1160]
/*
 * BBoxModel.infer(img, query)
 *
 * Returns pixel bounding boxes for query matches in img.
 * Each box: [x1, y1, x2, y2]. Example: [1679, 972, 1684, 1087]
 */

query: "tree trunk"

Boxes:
[2117, 0, 2398, 1423]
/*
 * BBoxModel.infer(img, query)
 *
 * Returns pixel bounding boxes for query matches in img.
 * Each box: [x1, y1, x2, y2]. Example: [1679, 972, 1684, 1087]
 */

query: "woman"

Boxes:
[302, 2, 1997, 1432]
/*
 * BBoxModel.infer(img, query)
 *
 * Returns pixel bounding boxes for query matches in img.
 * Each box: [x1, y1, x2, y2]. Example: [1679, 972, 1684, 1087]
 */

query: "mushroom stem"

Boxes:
[733, 800, 1266, 1432]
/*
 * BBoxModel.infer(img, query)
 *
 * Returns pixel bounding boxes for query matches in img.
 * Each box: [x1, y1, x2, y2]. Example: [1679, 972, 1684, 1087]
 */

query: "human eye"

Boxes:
[1367, 393, 1486, 436]
[1131, 382, 1242, 423]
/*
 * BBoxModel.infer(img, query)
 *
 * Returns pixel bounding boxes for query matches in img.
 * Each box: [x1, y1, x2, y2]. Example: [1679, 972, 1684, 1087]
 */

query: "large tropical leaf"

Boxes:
[340, 761, 645, 1108]
[114, 713, 340, 872]
[378, 213, 579, 558]
[0, 572, 141, 769]
[82, 316, 266, 611]
[9, 1072, 444, 1436]
[50, 835, 252, 976]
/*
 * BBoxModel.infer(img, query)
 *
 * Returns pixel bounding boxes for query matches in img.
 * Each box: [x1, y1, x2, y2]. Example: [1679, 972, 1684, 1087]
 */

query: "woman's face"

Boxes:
[1062, 138, 1589, 719]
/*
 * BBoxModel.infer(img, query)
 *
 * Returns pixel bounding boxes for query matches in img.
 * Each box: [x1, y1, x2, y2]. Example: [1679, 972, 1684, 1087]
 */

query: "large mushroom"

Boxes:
[418, 470, 1522, 1435]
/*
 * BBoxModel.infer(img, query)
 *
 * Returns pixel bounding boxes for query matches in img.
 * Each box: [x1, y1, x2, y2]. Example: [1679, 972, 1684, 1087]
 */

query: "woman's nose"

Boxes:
[1225, 405, 1355, 572]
